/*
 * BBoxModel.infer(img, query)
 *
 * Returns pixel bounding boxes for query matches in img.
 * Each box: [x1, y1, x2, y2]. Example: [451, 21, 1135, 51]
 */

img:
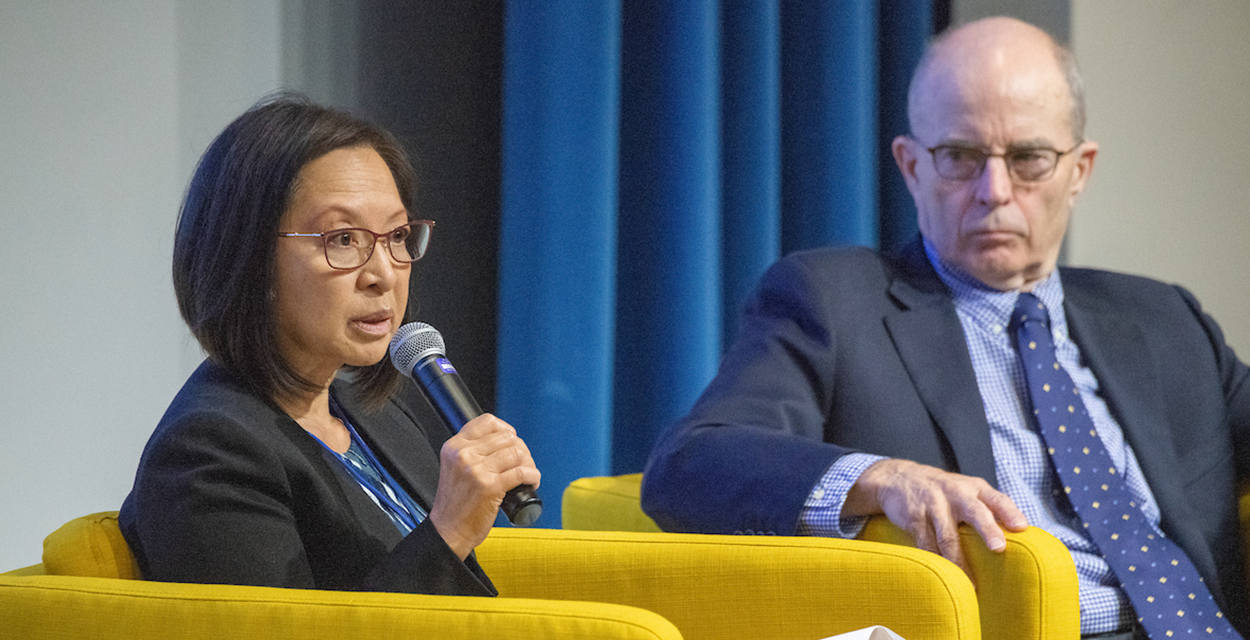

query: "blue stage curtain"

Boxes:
[720, 0, 781, 350]
[500, 0, 932, 525]
[499, 1, 621, 524]
[879, 0, 933, 252]
[613, 0, 723, 479]
[781, 1, 878, 252]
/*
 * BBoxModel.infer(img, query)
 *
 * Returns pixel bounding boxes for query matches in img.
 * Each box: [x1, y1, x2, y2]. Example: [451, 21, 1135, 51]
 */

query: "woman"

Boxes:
[119, 96, 539, 596]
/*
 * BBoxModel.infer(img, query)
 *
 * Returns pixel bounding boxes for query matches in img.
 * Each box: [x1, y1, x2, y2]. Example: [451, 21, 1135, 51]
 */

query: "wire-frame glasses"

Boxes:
[277, 220, 435, 270]
[924, 141, 1084, 182]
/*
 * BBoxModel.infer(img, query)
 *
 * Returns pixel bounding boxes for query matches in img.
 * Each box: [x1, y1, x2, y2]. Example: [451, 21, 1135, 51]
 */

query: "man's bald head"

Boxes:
[890, 15, 1099, 291]
[908, 17, 1085, 143]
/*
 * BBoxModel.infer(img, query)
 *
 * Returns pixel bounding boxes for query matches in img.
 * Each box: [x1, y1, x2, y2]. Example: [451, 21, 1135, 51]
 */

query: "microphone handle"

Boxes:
[412, 356, 543, 527]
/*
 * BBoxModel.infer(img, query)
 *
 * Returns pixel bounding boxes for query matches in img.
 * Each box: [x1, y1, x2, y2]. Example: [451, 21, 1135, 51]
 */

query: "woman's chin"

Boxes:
[344, 346, 391, 369]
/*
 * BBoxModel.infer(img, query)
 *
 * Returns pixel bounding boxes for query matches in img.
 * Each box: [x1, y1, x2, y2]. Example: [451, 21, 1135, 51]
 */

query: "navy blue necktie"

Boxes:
[1012, 293, 1240, 639]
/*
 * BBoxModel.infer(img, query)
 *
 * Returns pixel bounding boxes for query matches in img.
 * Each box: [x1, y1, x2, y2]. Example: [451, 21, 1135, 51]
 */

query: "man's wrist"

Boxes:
[797, 452, 887, 537]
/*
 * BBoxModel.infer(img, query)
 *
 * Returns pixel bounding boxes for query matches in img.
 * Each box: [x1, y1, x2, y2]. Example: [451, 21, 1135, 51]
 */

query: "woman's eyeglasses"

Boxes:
[277, 220, 435, 270]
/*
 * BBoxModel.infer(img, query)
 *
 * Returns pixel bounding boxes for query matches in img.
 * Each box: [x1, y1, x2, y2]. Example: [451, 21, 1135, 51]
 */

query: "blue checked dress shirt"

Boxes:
[798, 239, 1164, 635]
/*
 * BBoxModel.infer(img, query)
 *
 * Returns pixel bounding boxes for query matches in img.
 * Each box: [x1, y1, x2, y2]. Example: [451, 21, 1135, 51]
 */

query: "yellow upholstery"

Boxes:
[1242, 485, 1250, 593]
[859, 517, 1078, 640]
[564, 474, 663, 532]
[41, 511, 139, 580]
[0, 575, 679, 640]
[564, 473, 1080, 640]
[1, 509, 981, 640]
[1, 511, 680, 640]
[479, 527, 980, 640]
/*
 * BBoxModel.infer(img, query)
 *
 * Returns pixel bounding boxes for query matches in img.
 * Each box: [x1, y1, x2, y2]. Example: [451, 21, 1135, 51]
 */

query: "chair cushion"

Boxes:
[43, 511, 140, 580]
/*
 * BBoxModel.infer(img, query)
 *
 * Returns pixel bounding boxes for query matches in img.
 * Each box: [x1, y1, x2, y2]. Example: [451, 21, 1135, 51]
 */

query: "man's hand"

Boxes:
[843, 459, 1028, 576]
[427, 413, 541, 561]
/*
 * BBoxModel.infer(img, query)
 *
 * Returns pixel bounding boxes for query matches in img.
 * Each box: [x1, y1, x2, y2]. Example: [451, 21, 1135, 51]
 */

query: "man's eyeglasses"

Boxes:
[277, 220, 435, 270]
[924, 141, 1083, 183]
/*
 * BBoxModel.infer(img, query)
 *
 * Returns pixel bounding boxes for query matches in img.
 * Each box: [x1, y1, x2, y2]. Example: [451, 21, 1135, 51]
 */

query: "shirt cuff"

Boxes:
[796, 452, 887, 539]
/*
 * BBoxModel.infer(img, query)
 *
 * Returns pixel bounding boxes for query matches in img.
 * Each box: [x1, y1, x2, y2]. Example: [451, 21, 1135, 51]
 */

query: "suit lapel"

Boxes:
[1063, 285, 1194, 542]
[261, 389, 405, 545]
[882, 243, 999, 486]
[334, 384, 443, 513]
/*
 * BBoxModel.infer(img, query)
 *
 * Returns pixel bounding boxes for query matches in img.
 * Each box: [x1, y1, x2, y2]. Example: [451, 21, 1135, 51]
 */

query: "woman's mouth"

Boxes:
[352, 311, 394, 336]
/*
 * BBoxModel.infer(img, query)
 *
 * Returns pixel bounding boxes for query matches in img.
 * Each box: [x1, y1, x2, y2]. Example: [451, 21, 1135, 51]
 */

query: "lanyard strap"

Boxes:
[317, 399, 428, 533]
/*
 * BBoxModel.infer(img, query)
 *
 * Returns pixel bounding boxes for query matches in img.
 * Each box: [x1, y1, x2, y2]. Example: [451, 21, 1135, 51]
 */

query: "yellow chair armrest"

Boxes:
[859, 517, 1079, 640]
[477, 527, 981, 640]
[2, 564, 47, 577]
[565, 473, 1080, 640]
[0, 574, 680, 640]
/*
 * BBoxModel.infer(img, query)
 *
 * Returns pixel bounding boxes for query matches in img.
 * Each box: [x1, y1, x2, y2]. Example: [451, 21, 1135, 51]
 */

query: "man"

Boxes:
[642, 16, 1250, 640]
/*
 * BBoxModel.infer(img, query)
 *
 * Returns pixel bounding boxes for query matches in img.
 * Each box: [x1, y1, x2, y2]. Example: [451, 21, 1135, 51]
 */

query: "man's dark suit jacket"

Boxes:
[120, 360, 494, 596]
[642, 239, 1250, 626]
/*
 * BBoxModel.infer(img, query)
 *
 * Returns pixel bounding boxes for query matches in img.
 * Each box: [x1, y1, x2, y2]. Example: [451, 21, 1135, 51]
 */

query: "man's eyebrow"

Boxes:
[1005, 139, 1056, 150]
[932, 138, 1059, 150]
[933, 138, 983, 148]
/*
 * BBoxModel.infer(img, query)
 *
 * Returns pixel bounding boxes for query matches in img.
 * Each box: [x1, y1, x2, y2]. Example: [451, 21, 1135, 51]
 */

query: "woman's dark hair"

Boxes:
[173, 94, 417, 408]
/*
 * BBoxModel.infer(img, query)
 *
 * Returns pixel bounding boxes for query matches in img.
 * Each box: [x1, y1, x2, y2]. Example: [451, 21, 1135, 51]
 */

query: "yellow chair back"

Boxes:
[563, 473, 661, 532]
[41, 511, 139, 580]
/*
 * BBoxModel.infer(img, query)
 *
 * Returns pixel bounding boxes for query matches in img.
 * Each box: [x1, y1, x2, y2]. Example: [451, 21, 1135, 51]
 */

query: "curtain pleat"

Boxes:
[613, 0, 723, 475]
[720, 0, 781, 346]
[878, 0, 932, 252]
[500, 0, 932, 525]
[499, 1, 622, 524]
[780, 1, 878, 252]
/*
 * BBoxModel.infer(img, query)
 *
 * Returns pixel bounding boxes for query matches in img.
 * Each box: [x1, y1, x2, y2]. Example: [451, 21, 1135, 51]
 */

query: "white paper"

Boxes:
[817, 625, 906, 640]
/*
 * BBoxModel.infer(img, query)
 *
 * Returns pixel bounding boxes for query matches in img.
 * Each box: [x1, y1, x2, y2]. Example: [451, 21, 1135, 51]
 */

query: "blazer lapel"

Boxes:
[1063, 287, 1195, 543]
[882, 244, 999, 486]
[335, 387, 444, 514]
[263, 392, 405, 545]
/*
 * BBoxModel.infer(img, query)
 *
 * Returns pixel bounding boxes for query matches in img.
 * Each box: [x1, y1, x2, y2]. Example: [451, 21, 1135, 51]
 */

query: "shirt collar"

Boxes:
[921, 236, 1069, 339]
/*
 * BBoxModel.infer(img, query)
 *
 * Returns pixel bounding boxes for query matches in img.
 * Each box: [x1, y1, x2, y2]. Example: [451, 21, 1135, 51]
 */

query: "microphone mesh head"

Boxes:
[388, 322, 445, 377]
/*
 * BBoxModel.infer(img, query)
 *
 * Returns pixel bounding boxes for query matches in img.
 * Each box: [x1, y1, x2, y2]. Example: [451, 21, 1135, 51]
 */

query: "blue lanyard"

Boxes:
[315, 399, 428, 534]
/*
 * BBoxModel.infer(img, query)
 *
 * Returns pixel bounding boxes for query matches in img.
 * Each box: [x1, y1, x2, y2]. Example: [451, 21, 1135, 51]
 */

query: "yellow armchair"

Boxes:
[2, 509, 982, 640]
[564, 473, 1080, 640]
[1, 511, 678, 640]
[479, 527, 981, 640]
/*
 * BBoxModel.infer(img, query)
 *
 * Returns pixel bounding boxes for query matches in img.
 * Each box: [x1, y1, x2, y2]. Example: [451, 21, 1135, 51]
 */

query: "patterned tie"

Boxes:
[1012, 293, 1240, 639]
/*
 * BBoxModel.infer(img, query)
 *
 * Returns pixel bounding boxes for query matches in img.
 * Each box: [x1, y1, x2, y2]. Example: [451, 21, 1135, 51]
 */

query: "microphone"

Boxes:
[389, 322, 542, 527]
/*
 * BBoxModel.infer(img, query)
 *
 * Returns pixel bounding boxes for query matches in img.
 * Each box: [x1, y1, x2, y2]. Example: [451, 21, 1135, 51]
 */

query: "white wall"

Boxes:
[955, 0, 1068, 43]
[0, 0, 285, 572]
[1070, 0, 1250, 356]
